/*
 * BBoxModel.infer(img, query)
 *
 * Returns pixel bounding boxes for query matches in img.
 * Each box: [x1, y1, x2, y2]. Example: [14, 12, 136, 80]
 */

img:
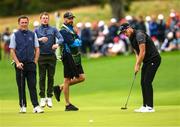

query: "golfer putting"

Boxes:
[119, 23, 161, 112]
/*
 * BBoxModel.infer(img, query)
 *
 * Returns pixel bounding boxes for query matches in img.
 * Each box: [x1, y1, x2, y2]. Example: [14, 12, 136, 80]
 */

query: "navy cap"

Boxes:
[63, 11, 75, 19]
[118, 23, 130, 34]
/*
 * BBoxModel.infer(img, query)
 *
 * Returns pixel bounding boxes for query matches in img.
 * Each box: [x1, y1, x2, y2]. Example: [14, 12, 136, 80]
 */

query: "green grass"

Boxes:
[0, 51, 180, 127]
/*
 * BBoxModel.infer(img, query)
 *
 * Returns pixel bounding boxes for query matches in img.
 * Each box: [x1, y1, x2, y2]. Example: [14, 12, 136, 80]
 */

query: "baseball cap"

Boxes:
[118, 23, 130, 34]
[63, 11, 75, 19]
[158, 14, 164, 20]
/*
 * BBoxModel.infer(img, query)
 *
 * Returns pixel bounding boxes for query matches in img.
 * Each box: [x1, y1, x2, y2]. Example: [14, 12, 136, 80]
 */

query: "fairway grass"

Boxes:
[0, 51, 180, 127]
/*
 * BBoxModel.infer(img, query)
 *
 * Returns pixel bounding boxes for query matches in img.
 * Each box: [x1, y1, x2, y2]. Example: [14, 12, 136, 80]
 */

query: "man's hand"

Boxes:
[34, 60, 38, 64]
[134, 63, 140, 74]
[52, 44, 59, 50]
[16, 62, 24, 70]
[38, 37, 48, 43]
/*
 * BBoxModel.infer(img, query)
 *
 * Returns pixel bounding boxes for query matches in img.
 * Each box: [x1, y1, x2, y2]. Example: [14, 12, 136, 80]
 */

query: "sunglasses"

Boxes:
[67, 17, 74, 20]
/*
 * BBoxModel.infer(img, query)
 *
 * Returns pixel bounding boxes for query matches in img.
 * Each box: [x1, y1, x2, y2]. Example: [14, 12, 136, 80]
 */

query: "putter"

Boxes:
[11, 61, 25, 108]
[121, 72, 137, 110]
[20, 69, 25, 108]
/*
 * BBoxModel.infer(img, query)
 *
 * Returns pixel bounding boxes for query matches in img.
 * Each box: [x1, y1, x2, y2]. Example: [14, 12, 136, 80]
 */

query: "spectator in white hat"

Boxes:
[145, 16, 151, 36]
[157, 14, 166, 45]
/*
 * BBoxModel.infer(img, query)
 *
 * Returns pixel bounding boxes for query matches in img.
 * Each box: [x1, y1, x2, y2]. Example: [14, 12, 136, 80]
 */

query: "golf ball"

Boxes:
[89, 119, 93, 123]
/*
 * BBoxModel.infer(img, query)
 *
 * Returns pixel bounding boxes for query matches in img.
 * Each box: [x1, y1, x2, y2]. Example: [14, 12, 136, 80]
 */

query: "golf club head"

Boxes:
[121, 107, 127, 110]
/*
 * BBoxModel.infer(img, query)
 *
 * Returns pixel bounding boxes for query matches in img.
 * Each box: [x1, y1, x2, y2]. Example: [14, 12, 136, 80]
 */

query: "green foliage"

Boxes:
[128, 0, 180, 17]
[0, 0, 103, 17]
[0, 0, 179, 32]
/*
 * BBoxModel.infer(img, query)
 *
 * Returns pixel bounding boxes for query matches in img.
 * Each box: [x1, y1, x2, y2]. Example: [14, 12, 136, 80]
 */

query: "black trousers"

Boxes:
[15, 62, 39, 108]
[38, 54, 56, 98]
[141, 55, 161, 107]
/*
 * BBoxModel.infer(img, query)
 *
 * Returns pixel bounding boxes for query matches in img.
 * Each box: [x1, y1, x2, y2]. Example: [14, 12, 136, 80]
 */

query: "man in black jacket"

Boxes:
[53, 11, 85, 111]
[119, 23, 161, 112]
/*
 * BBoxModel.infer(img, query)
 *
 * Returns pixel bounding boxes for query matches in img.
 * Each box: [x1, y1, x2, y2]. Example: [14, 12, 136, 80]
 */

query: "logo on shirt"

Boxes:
[139, 38, 144, 42]
[29, 37, 33, 41]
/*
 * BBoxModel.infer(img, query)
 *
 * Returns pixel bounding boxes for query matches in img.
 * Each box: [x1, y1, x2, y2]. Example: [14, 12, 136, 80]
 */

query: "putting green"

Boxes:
[0, 51, 180, 127]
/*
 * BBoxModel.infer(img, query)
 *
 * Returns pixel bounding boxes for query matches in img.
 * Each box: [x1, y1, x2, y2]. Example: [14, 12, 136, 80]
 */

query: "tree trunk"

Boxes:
[109, 0, 125, 20]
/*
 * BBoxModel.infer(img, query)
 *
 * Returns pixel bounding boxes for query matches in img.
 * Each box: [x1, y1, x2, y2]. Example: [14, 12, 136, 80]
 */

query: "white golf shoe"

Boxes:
[40, 98, 46, 107]
[134, 106, 155, 113]
[33, 106, 44, 113]
[47, 98, 53, 108]
[134, 106, 146, 112]
[141, 106, 155, 113]
[19, 106, 26, 113]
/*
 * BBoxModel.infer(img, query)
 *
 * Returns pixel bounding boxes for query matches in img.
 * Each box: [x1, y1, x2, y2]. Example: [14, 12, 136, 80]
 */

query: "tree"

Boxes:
[0, 0, 102, 16]
[0, 0, 131, 17]
[109, 0, 131, 20]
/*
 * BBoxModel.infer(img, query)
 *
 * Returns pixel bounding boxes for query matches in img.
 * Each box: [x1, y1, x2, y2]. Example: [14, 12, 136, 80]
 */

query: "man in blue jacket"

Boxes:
[53, 11, 85, 111]
[35, 12, 64, 108]
[9, 15, 43, 113]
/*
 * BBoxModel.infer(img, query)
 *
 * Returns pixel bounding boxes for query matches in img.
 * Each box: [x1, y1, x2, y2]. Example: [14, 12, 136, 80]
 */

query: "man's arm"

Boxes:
[134, 44, 145, 74]
[55, 28, 64, 45]
[9, 33, 24, 69]
[10, 49, 24, 69]
[34, 47, 39, 64]
[134, 49, 138, 59]
[34, 33, 40, 64]
[52, 28, 64, 50]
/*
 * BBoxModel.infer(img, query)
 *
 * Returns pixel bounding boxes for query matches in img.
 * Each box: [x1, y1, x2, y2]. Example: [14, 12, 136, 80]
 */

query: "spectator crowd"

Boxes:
[0, 10, 179, 60]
